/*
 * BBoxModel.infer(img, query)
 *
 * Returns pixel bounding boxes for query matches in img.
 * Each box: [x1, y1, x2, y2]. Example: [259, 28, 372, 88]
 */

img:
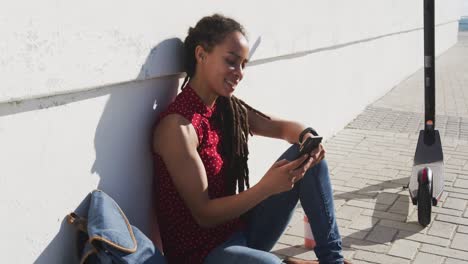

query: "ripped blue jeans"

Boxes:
[203, 144, 344, 264]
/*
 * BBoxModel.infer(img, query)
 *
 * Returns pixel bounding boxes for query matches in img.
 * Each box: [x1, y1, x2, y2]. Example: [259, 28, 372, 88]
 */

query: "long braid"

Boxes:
[182, 14, 270, 194]
[217, 95, 270, 194]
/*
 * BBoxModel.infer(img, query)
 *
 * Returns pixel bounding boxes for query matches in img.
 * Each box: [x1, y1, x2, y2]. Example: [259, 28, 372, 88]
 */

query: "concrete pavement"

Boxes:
[273, 32, 468, 263]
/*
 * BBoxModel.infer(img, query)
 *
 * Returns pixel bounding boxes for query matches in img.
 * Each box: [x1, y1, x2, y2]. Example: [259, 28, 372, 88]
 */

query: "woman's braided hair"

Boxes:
[182, 14, 270, 194]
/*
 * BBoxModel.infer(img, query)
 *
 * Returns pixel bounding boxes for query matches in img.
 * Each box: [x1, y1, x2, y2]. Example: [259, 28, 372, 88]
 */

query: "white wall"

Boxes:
[0, 0, 463, 263]
[462, 0, 468, 15]
[1, 0, 462, 104]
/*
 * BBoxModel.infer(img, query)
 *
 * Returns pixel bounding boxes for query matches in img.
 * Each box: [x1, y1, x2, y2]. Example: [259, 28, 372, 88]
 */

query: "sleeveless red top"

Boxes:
[153, 85, 244, 264]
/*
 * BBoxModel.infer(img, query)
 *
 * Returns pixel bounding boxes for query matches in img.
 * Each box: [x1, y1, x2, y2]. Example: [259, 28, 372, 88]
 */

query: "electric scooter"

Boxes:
[408, 0, 444, 227]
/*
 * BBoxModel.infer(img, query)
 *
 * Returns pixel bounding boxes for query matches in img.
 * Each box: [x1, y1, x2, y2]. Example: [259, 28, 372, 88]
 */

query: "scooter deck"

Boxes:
[409, 130, 444, 203]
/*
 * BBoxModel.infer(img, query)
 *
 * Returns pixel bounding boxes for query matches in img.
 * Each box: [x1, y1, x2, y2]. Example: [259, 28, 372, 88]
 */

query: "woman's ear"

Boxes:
[194, 45, 207, 63]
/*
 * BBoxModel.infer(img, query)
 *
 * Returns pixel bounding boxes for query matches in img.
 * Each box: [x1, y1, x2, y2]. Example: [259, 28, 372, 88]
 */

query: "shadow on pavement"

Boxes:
[271, 177, 426, 258]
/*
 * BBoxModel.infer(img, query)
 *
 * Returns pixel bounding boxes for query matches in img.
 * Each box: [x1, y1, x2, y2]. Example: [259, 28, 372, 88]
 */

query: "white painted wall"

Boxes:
[0, 0, 463, 263]
[462, 0, 468, 15]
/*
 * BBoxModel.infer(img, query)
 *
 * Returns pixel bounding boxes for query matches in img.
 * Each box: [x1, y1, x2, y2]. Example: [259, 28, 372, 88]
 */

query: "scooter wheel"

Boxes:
[417, 182, 432, 227]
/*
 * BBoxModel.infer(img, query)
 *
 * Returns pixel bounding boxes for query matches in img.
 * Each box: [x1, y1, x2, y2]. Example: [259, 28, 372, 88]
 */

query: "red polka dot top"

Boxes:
[153, 85, 244, 264]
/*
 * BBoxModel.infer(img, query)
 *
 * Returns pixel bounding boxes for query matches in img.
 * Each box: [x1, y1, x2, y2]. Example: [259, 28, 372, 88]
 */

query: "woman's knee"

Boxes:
[300, 159, 331, 186]
[307, 158, 329, 175]
[315, 158, 329, 171]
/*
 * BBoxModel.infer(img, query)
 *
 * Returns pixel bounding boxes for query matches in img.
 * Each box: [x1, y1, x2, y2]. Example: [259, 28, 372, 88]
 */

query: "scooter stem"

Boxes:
[424, 0, 435, 131]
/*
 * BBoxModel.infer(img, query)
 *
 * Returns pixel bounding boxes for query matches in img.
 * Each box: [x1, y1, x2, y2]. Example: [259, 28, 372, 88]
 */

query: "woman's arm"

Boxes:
[247, 109, 311, 144]
[153, 114, 308, 228]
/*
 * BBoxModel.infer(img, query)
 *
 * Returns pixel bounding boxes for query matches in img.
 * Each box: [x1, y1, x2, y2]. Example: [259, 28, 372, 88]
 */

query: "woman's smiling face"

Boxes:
[196, 31, 249, 97]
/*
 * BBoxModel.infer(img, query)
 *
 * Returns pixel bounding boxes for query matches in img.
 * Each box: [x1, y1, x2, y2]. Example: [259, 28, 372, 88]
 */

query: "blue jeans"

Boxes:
[203, 144, 344, 264]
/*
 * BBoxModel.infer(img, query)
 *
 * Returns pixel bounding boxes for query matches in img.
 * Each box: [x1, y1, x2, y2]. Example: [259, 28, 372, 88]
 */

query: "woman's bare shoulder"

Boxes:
[153, 113, 198, 155]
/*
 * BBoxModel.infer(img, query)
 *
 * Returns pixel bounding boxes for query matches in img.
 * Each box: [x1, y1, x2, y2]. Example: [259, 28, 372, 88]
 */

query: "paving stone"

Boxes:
[336, 192, 376, 203]
[374, 192, 399, 205]
[271, 242, 291, 253]
[420, 244, 468, 261]
[397, 230, 451, 246]
[334, 198, 346, 209]
[289, 246, 357, 261]
[347, 200, 390, 211]
[395, 194, 412, 203]
[356, 185, 382, 197]
[443, 197, 468, 211]
[428, 221, 457, 239]
[379, 219, 426, 233]
[445, 186, 468, 195]
[380, 169, 400, 178]
[447, 169, 468, 177]
[331, 179, 346, 186]
[444, 258, 468, 264]
[353, 250, 410, 264]
[339, 227, 368, 240]
[289, 210, 304, 226]
[291, 248, 316, 260]
[458, 226, 468, 234]
[336, 205, 363, 220]
[349, 260, 375, 264]
[366, 225, 398, 244]
[412, 252, 444, 264]
[388, 201, 414, 216]
[333, 185, 360, 193]
[453, 179, 468, 189]
[349, 215, 378, 230]
[432, 206, 463, 217]
[387, 239, 420, 259]
[355, 173, 390, 182]
[447, 158, 467, 167]
[343, 237, 390, 253]
[437, 214, 468, 226]
[332, 171, 355, 181]
[336, 164, 365, 172]
[337, 218, 352, 228]
[360, 208, 407, 222]
[277, 234, 305, 246]
[271, 244, 308, 259]
[445, 172, 458, 182]
[450, 233, 468, 251]
[439, 191, 450, 203]
[383, 186, 406, 194]
[286, 221, 305, 237]
[456, 145, 468, 154]
[341, 248, 356, 261]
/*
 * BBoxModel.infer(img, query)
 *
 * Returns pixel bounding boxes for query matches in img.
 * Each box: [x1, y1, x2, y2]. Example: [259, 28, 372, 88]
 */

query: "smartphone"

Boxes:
[293, 136, 323, 169]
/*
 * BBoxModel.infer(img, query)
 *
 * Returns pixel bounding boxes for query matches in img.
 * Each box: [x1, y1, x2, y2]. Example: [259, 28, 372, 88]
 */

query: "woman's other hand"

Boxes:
[260, 155, 309, 195]
[259, 143, 326, 196]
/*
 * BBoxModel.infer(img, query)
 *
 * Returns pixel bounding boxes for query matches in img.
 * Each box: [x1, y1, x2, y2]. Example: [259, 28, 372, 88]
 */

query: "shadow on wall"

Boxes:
[33, 38, 183, 264]
[32, 195, 92, 264]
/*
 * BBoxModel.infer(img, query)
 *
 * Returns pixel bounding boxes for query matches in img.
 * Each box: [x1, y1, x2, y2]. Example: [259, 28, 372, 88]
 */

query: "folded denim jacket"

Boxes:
[68, 190, 166, 264]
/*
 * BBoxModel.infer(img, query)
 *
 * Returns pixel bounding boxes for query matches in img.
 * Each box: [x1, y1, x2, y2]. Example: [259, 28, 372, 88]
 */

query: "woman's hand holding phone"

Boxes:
[293, 136, 325, 169]
[298, 142, 325, 171]
[259, 137, 326, 196]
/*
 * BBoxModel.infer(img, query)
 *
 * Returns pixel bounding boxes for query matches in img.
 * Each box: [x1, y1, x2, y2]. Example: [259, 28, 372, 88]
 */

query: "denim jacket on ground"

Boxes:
[68, 190, 167, 264]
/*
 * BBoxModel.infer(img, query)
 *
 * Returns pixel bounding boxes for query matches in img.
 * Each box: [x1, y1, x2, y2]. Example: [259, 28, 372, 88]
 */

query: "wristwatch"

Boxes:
[299, 127, 318, 144]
